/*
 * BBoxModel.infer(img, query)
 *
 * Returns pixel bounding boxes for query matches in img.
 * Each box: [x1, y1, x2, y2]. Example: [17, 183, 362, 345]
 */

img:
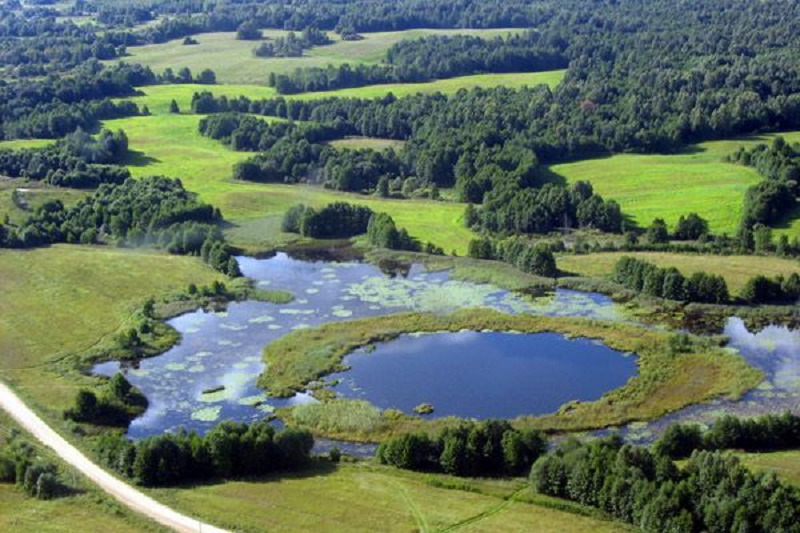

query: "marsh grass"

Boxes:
[263, 308, 762, 440]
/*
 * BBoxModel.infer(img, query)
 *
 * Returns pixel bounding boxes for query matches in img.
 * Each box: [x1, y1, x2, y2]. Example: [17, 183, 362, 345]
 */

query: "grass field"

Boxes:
[101, 112, 475, 253]
[328, 137, 406, 151]
[119, 28, 523, 85]
[0, 138, 54, 150]
[738, 450, 800, 487]
[0, 180, 89, 226]
[151, 462, 628, 533]
[550, 131, 800, 237]
[0, 245, 222, 414]
[557, 252, 800, 295]
[0, 413, 165, 533]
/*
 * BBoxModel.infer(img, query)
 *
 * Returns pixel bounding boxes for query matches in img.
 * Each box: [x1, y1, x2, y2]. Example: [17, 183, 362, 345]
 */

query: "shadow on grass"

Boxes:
[124, 150, 160, 167]
[166, 459, 339, 490]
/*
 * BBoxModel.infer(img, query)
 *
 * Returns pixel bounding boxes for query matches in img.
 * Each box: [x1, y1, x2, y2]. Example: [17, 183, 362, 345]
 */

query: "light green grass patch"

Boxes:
[150, 462, 627, 533]
[118, 28, 525, 85]
[549, 131, 800, 236]
[327, 137, 406, 151]
[0, 245, 222, 414]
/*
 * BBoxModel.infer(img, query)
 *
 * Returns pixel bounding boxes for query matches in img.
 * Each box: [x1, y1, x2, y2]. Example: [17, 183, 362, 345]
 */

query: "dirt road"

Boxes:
[0, 381, 229, 533]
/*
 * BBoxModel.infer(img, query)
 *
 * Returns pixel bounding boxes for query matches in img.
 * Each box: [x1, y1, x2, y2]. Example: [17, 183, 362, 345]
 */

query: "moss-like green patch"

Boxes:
[263, 308, 762, 441]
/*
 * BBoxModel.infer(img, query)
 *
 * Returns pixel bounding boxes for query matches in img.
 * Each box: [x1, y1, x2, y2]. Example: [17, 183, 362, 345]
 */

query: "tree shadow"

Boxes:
[124, 150, 160, 167]
[168, 459, 339, 490]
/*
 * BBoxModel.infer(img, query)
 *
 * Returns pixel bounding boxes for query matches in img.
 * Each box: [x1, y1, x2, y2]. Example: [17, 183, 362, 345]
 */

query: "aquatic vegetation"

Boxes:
[262, 308, 762, 439]
[191, 406, 222, 422]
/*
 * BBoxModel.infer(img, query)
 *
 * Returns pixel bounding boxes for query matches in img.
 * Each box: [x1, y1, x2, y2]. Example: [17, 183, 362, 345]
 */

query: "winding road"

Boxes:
[0, 381, 228, 533]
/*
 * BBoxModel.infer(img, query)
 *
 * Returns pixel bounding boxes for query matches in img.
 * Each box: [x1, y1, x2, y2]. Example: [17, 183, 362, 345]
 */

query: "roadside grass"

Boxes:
[0, 245, 222, 415]
[557, 252, 800, 296]
[737, 450, 800, 487]
[118, 28, 524, 85]
[149, 462, 628, 533]
[549, 131, 800, 237]
[0, 413, 166, 533]
[265, 309, 761, 440]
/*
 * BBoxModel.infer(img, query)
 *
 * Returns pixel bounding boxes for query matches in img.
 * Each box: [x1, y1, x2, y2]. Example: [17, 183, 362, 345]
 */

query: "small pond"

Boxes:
[330, 331, 638, 419]
[94, 252, 626, 439]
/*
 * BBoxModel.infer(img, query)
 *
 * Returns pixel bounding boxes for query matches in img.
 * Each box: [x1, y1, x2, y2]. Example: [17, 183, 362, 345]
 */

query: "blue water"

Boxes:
[93, 252, 625, 439]
[331, 331, 638, 419]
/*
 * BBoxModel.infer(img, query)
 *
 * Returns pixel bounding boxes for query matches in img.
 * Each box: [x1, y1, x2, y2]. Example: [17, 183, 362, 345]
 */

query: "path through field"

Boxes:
[0, 381, 228, 533]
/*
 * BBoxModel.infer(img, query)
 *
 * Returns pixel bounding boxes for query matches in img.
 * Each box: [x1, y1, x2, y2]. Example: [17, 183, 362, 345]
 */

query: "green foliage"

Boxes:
[96, 420, 313, 487]
[377, 420, 547, 477]
[612, 256, 729, 303]
[530, 434, 800, 532]
[366, 212, 420, 251]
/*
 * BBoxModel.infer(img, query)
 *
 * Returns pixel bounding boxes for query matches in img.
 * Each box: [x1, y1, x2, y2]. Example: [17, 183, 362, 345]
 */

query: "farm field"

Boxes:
[549, 131, 800, 237]
[119, 28, 523, 85]
[0, 181, 89, 226]
[738, 450, 800, 488]
[557, 252, 800, 295]
[0, 245, 222, 413]
[151, 462, 628, 533]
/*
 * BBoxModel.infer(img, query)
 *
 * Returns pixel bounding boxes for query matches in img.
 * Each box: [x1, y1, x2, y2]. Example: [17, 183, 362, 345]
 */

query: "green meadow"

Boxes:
[549, 131, 800, 237]
[119, 28, 524, 85]
[101, 111, 476, 254]
[557, 252, 800, 295]
[0, 245, 222, 414]
[737, 450, 800, 488]
[150, 462, 628, 533]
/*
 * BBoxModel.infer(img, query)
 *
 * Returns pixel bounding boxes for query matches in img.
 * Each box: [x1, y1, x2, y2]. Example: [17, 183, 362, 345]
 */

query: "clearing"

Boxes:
[549, 132, 800, 237]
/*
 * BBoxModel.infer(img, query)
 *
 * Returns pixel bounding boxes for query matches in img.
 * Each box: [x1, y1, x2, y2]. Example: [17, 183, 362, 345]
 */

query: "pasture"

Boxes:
[119, 28, 524, 85]
[557, 252, 800, 295]
[151, 462, 628, 533]
[549, 132, 800, 237]
[0, 245, 222, 413]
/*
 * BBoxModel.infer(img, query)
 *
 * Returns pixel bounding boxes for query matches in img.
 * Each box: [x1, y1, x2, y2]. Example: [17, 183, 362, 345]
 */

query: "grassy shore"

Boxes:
[262, 308, 761, 440]
[549, 131, 800, 237]
[557, 252, 800, 296]
[0, 245, 222, 415]
[149, 462, 628, 533]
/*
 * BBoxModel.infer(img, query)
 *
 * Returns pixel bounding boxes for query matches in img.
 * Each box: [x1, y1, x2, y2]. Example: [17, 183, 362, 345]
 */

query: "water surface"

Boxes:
[331, 331, 638, 419]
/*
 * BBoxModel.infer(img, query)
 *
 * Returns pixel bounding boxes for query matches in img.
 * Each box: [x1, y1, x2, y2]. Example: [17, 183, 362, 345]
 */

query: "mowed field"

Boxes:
[557, 252, 800, 295]
[550, 131, 800, 237]
[119, 28, 524, 85]
[0, 245, 222, 413]
[151, 463, 628, 533]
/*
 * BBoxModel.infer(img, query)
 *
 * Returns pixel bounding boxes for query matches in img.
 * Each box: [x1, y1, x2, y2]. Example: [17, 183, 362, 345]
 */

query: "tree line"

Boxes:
[268, 30, 568, 94]
[731, 138, 800, 249]
[0, 128, 130, 187]
[377, 419, 547, 477]
[0, 432, 65, 500]
[64, 373, 147, 427]
[0, 177, 241, 276]
[612, 256, 730, 304]
[654, 412, 800, 459]
[94, 420, 314, 486]
[467, 236, 558, 277]
[531, 435, 800, 532]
